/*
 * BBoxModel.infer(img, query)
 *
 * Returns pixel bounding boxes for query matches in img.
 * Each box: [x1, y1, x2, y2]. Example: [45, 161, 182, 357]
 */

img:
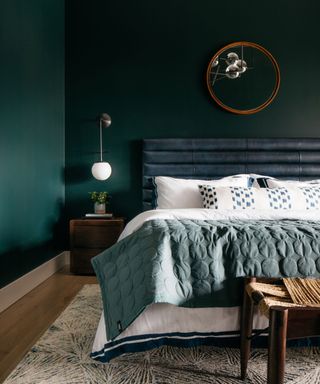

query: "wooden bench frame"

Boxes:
[240, 277, 320, 384]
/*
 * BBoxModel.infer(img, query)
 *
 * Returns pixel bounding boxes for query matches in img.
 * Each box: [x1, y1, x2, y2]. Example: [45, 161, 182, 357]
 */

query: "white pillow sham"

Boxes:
[255, 177, 320, 188]
[199, 185, 320, 210]
[153, 175, 250, 209]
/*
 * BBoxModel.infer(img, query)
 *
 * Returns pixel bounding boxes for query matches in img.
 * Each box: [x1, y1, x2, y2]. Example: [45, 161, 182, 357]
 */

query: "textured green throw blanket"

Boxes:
[92, 219, 320, 339]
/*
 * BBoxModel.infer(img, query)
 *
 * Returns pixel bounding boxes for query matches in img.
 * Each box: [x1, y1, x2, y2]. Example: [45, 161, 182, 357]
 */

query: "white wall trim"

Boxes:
[0, 251, 70, 313]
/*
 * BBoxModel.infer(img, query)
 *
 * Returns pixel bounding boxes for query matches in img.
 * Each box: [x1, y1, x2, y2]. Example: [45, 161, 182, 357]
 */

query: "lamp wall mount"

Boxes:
[91, 113, 112, 181]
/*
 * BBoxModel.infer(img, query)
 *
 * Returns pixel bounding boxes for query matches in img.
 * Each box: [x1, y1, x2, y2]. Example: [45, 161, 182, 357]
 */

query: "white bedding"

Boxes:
[120, 208, 320, 240]
[92, 208, 320, 361]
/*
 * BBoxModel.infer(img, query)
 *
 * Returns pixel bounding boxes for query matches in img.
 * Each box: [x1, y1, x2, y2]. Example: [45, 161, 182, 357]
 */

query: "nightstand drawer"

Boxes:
[69, 218, 125, 275]
[72, 224, 122, 248]
[70, 248, 103, 274]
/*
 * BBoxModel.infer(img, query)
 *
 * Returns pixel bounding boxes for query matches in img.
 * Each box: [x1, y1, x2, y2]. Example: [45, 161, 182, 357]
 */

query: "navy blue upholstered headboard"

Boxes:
[142, 138, 320, 211]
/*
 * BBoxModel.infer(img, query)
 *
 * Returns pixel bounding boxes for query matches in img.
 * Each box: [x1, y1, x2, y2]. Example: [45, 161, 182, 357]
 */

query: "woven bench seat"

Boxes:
[240, 277, 320, 384]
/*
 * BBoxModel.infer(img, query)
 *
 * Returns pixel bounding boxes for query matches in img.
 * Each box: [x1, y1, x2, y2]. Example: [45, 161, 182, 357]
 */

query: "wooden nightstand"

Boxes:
[69, 218, 125, 274]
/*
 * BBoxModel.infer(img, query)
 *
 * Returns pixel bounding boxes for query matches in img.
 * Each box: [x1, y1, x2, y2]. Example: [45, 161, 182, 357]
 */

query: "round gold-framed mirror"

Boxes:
[206, 42, 280, 115]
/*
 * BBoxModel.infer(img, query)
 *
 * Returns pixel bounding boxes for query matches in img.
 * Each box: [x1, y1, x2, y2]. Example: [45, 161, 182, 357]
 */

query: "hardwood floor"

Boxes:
[0, 267, 97, 383]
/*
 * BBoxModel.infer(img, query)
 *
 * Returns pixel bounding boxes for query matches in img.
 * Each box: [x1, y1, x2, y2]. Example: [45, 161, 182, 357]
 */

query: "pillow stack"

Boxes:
[153, 175, 250, 209]
[152, 174, 320, 211]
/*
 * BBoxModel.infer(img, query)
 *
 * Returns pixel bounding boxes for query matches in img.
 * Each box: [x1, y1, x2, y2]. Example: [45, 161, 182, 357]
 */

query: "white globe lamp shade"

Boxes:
[91, 162, 112, 181]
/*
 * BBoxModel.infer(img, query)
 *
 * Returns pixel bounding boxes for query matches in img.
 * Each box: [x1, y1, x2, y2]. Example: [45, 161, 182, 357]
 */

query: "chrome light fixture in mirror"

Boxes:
[206, 42, 280, 114]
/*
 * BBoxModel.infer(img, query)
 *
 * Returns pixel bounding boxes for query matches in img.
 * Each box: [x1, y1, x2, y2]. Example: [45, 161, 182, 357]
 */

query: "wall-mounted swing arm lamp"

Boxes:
[91, 113, 112, 181]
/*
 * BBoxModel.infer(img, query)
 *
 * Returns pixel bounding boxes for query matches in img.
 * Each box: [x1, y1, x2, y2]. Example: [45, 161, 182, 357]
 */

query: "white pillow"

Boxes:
[153, 175, 250, 209]
[256, 177, 320, 188]
[199, 185, 320, 210]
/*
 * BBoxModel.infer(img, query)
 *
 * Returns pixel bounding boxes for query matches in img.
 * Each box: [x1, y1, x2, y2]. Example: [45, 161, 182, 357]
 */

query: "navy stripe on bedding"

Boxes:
[91, 331, 243, 362]
[91, 331, 320, 363]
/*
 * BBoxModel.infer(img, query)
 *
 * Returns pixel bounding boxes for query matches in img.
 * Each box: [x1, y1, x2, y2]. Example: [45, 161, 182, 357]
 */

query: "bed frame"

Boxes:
[142, 138, 320, 211]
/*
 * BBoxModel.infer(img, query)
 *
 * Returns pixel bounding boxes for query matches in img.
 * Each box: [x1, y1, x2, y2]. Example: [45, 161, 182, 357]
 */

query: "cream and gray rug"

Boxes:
[4, 284, 320, 384]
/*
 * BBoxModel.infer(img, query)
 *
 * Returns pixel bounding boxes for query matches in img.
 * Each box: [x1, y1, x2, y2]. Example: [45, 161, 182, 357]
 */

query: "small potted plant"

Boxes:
[89, 191, 110, 214]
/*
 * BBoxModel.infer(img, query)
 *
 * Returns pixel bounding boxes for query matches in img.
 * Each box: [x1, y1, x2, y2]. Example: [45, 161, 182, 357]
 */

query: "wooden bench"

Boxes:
[240, 277, 320, 384]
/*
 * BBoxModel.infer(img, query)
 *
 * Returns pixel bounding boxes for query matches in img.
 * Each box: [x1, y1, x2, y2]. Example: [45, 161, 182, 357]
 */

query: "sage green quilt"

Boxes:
[92, 219, 320, 340]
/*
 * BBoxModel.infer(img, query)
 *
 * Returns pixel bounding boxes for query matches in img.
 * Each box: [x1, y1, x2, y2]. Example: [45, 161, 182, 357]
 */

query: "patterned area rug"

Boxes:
[4, 284, 320, 384]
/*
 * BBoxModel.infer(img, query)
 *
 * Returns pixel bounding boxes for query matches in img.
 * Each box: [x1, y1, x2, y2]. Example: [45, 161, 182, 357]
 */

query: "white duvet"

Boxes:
[92, 209, 320, 359]
[119, 208, 320, 240]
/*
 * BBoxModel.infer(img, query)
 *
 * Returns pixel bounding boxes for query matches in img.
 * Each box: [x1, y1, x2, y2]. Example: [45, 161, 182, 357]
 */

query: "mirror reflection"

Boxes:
[206, 42, 280, 114]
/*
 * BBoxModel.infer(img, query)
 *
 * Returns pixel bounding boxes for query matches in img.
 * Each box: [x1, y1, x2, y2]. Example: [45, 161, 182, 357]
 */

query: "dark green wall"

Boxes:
[0, 0, 65, 288]
[65, 1, 320, 221]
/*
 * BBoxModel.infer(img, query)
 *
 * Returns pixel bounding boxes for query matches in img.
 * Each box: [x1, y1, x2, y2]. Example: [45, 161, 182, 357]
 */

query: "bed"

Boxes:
[91, 138, 320, 363]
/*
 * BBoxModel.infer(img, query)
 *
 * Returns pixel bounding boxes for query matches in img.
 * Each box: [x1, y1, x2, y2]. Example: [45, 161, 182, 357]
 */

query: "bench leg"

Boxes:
[268, 308, 288, 384]
[240, 278, 255, 380]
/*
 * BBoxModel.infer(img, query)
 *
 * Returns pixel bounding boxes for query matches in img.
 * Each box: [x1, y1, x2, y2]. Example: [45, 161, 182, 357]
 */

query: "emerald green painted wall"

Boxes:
[0, 1, 65, 288]
[65, 1, 320, 221]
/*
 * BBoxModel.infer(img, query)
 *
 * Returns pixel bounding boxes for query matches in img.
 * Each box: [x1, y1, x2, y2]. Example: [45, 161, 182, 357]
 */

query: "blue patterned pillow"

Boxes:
[198, 185, 320, 210]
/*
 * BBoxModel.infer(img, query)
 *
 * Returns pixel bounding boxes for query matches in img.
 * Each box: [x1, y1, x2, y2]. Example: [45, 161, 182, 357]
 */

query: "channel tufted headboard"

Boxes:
[142, 138, 320, 211]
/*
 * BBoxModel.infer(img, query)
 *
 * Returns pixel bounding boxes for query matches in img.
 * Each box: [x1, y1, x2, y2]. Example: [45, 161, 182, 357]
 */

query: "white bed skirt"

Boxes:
[91, 304, 268, 362]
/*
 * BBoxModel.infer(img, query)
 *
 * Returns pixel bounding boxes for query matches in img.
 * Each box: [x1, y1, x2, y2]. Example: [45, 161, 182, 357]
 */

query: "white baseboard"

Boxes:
[0, 251, 70, 313]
